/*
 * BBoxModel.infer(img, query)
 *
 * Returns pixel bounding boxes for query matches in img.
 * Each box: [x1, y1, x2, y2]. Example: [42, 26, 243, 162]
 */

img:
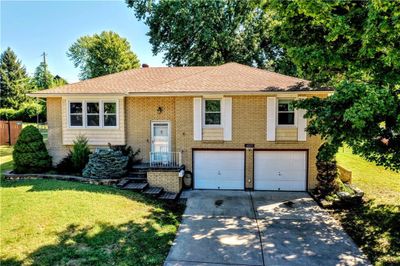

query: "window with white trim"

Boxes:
[86, 102, 100, 127]
[103, 102, 117, 127]
[68, 100, 118, 128]
[69, 102, 83, 127]
[278, 99, 295, 125]
[204, 99, 221, 126]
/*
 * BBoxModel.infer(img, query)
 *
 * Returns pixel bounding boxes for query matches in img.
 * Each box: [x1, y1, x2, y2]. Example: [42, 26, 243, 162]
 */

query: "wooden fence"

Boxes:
[0, 121, 22, 145]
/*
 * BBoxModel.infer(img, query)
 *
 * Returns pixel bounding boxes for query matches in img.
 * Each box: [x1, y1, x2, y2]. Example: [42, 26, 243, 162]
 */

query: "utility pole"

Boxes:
[38, 52, 48, 125]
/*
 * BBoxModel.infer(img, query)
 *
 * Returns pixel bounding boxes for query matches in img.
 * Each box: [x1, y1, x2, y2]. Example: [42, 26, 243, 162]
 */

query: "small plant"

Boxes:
[108, 143, 141, 167]
[315, 142, 339, 196]
[71, 135, 91, 174]
[13, 125, 52, 173]
[82, 149, 128, 179]
[56, 152, 74, 174]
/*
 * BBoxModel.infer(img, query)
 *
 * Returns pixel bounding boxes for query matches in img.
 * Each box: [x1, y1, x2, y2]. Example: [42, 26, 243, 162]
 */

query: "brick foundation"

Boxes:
[147, 171, 182, 193]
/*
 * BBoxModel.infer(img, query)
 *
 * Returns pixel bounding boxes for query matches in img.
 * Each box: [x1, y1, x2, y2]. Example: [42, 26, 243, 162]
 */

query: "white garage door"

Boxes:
[194, 150, 245, 190]
[254, 151, 307, 191]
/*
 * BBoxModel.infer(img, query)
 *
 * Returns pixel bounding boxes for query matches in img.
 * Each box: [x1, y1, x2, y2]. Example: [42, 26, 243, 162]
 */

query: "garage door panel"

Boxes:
[254, 151, 307, 191]
[194, 151, 244, 190]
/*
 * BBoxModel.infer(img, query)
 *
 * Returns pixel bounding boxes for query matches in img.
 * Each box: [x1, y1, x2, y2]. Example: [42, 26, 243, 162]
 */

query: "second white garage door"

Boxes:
[254, 151, 307, 191]
[194, 150, 245, 190]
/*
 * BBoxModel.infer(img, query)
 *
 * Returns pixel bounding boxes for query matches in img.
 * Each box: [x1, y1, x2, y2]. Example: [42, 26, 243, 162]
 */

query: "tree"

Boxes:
[126, 0, 295, 74]
[13, 125, 52, 173]
[264, 0, 400, 171]
[33, 60, 68, 90]
[67, 31, 140, 80]
[0, 48, 31, 109]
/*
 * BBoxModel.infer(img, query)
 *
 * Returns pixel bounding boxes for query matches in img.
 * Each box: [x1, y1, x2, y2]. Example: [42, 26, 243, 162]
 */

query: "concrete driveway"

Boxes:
[165, 190, 369, 266]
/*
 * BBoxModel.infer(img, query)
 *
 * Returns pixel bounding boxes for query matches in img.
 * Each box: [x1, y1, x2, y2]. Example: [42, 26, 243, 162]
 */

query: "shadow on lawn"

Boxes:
[334, 201, 400, 265]
[2, 219, 177, 266]
[1, 179, 184, 212]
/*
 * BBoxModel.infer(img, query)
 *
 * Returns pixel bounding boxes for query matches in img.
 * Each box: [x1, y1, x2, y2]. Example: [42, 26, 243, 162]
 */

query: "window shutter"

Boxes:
[193, 98, 202, 141]
[222, 97, 232, 141]
[267, 97, 276, 141]
[297, 97, 307, 141]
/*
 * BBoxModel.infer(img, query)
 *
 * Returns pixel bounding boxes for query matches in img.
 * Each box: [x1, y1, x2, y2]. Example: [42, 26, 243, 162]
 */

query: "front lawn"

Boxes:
[334, 147, 400, 265]
[0, 179, 183, 266]
[0, 145, 13, 177]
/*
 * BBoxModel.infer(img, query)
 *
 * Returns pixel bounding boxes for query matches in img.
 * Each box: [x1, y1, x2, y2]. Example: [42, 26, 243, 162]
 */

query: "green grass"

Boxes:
[334, 147, 400, 265]
[0, 179, 183, 266]
[0, 145, 13, 177]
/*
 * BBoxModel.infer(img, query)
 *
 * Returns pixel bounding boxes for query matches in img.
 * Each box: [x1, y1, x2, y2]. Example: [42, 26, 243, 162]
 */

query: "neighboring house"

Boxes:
[30, 62, 331, 193]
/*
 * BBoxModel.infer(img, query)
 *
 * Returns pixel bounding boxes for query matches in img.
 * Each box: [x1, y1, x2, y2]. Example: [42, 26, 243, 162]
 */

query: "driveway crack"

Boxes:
[249, 191, 265, 266]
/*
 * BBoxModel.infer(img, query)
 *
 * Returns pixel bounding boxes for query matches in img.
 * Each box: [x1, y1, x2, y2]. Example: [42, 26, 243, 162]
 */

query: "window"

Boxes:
[278, 99, 295, 125]
[103, 102, 117, 127]
[86, 102, 100, 127]
[204, 99, 221, 126]
[68, 100, 118, 128]
[69, 102, 83, 126]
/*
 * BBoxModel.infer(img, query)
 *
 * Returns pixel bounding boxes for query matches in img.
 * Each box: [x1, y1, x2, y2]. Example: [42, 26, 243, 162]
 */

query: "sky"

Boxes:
[1, 0, 165, 83]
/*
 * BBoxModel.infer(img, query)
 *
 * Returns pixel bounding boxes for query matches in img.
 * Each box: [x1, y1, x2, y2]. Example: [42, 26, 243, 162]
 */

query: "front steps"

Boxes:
[117, 164, 179, 201]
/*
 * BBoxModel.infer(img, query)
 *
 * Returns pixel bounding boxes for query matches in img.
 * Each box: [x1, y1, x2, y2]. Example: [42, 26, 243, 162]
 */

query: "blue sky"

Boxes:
[1, 0, 165, 83]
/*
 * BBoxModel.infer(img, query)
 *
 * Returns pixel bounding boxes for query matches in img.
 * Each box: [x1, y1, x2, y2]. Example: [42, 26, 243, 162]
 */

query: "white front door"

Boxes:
[254, 151, 307, 191]
[151, 122, 170, 153]
[194, 150, 245, 190]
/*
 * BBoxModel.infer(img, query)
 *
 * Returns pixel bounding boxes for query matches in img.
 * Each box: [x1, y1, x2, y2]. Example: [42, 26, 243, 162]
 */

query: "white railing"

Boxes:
[149, 152, 182, 168]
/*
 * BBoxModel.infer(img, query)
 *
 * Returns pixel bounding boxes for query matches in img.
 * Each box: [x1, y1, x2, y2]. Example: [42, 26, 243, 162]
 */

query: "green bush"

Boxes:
[82, 150, 128, 179]
[0, 108, 18, 120]
[0, 102, 44, 122]
[13, 125, 52, 173]
[108, 143, 141, 168]
[71, 135, 91, 174]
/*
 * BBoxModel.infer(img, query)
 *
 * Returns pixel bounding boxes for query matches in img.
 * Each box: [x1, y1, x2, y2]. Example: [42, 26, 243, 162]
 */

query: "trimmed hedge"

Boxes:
[82, 150, 128, 179]
[13, 125, 52, 173]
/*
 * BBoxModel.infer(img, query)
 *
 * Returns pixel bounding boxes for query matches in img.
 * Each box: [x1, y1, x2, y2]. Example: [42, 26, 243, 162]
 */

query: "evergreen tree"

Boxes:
[0, 48, 31, 109]
[33, 61, 54, 89]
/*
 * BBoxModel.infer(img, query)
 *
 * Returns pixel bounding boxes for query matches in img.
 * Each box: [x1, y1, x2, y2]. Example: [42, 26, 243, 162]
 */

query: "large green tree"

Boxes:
[0, 48, 31, 109]
[265, 0, 400, 171]
[33, 61, 68, 90]
[67, 31, 140, 80]
[126, 0, 295, 74]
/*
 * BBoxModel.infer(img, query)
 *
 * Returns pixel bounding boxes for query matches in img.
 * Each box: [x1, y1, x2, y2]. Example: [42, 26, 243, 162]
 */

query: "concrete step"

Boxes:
[143, 186, 163, 196]
[117, 178, 131, 188]
[123, 182, 148, 191]
[158, 192, 179, 200]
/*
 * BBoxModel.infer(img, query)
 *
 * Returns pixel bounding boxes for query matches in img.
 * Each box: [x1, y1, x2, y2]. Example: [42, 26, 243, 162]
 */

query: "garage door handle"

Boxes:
[278, 172, 282, 176]
[218, 171, 221, 175]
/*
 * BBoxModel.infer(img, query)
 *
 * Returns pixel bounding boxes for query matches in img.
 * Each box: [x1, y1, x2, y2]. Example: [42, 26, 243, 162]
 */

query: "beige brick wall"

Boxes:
[147, 171, 182, 193]
[46, 98, 70, 164]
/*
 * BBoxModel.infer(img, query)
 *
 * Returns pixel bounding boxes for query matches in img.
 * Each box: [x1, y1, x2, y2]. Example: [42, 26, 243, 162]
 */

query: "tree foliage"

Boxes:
[13, 125, 52, 173]
[67, 31, 140, 80]
[265, 0, 400, 171]
[0, 48, 31, 109]
[33, 61, 68, 90]
[126, 0, 295, 74]
[83, 150, 128, 179]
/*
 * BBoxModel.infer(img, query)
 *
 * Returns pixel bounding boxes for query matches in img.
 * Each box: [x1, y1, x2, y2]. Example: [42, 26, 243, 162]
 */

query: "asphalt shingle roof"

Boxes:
[32, 62, 317, 96]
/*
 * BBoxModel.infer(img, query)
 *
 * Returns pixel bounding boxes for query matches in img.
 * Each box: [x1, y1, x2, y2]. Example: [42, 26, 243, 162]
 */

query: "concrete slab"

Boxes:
[166, 216, 263, 266]
[259, 218, 369, 266]
[251, 191, 327, 221]
[183, 190, 254, 218]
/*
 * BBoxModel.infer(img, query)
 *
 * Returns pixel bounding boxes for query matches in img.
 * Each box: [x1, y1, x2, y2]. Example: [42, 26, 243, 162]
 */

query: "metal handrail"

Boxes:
[149, 152, 182, 168]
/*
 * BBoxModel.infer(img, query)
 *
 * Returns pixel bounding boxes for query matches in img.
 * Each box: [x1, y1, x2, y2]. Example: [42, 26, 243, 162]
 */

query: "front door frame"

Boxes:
[151, 121, 171, 153]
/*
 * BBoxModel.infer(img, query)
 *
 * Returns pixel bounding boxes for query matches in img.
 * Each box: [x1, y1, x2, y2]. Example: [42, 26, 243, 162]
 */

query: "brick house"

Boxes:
[30, 62, 331, 193]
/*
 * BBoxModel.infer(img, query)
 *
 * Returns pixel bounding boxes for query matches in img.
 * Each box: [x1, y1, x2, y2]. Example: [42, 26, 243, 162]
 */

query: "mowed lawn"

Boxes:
[0, 145, 13, 177]
[335, 147, 400, 265]
[1, 180, 183, 266]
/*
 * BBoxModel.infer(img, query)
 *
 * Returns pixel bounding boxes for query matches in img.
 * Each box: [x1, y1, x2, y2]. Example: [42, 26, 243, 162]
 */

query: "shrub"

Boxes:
[315, 142, 339, 196]
[13, 125, 52, 173]
[0, 102, 44, 122]
[108, 143, 141, 168]
[71, 135, 91, 174]
[0, 108, 18, 120]
[56, 152, 74, 174]
[82, 150, 128, 179]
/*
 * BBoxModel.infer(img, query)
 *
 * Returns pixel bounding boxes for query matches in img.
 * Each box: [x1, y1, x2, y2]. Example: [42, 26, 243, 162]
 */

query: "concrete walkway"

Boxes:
[165, 190, 369, 266]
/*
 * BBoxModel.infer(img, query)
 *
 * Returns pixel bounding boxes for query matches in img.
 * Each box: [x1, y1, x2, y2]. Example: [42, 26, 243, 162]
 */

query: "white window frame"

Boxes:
[67, 100, 119, 129]
[103, 101, 118, 128]
[86, 101, 101, 128]
[68, 101, 84, 128]
[277, 99, 297, 127]
[203, 98, 222, 128]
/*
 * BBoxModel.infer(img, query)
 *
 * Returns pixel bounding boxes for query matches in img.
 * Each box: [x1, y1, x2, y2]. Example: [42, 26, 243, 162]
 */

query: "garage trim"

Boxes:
[253, 149, 309, 191]
[192, 148, 246, 190]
